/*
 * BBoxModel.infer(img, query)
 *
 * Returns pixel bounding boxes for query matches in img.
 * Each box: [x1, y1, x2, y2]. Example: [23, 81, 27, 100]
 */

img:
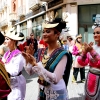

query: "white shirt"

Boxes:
[2, 54, 26, 100]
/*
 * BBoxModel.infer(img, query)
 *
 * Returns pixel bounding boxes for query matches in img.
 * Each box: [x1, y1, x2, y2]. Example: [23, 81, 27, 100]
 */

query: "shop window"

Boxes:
[54, 8, 62, 18]
[32, 25, 42, 38]
[78, 4, 100, 24]
[32, 14, 46, 38]
[20, 22, 27, 41]
[78, 4, 100, 43]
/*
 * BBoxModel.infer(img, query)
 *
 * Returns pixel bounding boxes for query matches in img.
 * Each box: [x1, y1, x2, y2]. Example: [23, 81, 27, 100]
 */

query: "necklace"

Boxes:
[47, 47, 59, 56]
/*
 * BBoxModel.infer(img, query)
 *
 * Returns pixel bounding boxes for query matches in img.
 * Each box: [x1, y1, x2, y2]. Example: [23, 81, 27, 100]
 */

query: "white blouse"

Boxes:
[2, 54, 27, 100]
[26, 55, 67, 90]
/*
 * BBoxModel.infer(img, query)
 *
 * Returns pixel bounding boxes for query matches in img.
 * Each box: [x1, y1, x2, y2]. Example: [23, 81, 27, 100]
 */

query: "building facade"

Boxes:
[78, 0, 100, 43]
[0, 0, 100, 43]
[15, 0, 78, 40]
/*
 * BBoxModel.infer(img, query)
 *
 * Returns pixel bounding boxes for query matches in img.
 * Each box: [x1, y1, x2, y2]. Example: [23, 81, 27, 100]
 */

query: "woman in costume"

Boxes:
[2, 29, 27, 100]
[0, 32, 11, 100]
[72, 34, 85, 83]
[22, 18, 72, 100]
[76, 23, 100, 100]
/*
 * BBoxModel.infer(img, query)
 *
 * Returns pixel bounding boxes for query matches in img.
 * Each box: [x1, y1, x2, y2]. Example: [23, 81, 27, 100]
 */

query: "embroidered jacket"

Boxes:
[77, 45, 100, 68]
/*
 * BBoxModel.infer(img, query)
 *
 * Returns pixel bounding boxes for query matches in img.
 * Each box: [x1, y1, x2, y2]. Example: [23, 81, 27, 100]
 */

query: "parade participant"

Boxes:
[67, 36, 75, 53]
[2, 30, 27, 100]
[67, 36, 74, 47]
[22, 18, 72, 100]
[17, 32, 25, 51]
[63, 39, 69, 52]
[72, 34, 85, 83]
[27, 33, 38, 53]
[0, 32, 11, 100]
[22, 36, 29, 49]
[0, 42, 9, 59]
[77, 22, 100, 100]
[38, 39, 48, 48]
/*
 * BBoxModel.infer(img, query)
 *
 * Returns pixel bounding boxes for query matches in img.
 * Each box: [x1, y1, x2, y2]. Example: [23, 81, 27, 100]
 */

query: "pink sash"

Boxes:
[4, 49, 21, 63]
[85, 72, 100, 99]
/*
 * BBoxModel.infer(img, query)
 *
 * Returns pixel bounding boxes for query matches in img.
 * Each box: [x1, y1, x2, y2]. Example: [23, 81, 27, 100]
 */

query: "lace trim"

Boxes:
[44, 87, 59, 100]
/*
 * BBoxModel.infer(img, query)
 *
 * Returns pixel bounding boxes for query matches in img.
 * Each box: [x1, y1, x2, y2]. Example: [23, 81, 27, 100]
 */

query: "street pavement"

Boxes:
[22, 67, 89, 100]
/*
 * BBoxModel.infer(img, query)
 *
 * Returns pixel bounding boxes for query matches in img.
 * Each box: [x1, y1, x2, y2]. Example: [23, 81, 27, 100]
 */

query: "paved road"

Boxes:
[22, 71, 39, 100]
[23, 67, 89, 100]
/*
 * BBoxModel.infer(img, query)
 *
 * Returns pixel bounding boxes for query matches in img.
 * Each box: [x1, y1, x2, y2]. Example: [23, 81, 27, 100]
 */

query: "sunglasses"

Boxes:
[93, 31, 100, 35]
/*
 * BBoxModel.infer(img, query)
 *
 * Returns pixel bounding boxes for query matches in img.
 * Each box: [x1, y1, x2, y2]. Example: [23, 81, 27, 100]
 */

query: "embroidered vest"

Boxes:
[37, 47, 72, 87]
[37, 47, 72, 99]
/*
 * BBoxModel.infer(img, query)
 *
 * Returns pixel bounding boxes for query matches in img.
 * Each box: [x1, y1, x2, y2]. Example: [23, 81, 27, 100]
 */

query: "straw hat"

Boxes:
[42, 18, 66, 33]
[42, 22, 59, 29]
[4, 28, 24, 41]
[76, 34, 82, 39]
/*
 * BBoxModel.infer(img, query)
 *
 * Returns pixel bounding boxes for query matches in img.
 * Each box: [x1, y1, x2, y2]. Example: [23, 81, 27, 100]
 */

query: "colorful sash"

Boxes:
[37, 47, 72, 99]
[0, 60, 11, 98]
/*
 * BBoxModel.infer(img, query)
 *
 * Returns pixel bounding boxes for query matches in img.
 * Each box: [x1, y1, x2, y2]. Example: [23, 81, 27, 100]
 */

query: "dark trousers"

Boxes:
[73, 67, 85, 81]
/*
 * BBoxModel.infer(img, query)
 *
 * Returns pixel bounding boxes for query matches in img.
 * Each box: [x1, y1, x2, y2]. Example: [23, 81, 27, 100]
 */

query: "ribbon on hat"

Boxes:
[92, 22, 100, 29]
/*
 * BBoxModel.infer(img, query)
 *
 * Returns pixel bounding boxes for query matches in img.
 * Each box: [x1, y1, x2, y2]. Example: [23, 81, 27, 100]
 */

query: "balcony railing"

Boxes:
[29, 0, 41, 11]
[9, 13, 17, 22]
[17, 5, 26, 17]
[0, 19, 8, 28]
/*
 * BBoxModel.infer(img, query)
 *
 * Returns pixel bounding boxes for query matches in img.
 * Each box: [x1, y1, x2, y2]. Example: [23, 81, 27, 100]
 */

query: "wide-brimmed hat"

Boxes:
[0, 32, 5, 45]
[42, 18, 66, 33]
[4, 28, 24, 41]
[76, 34, 82, 39]
[42, 22, 59, 29]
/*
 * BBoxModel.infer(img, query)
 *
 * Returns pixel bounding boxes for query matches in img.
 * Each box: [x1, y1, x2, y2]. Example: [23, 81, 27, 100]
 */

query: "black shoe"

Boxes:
[81, 79, 85, 83]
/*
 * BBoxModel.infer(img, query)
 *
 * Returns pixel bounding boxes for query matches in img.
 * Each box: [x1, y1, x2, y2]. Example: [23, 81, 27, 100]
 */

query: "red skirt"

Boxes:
[0, 74, 11, 99]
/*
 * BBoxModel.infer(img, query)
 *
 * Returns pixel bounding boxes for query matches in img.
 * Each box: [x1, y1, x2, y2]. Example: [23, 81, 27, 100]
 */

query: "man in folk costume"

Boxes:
[72, 34, 85, 83]
[0, 32, 11, 100]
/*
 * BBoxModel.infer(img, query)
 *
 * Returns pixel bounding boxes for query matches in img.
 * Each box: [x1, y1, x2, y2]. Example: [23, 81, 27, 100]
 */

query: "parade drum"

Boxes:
[74, 56, 85, 68]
